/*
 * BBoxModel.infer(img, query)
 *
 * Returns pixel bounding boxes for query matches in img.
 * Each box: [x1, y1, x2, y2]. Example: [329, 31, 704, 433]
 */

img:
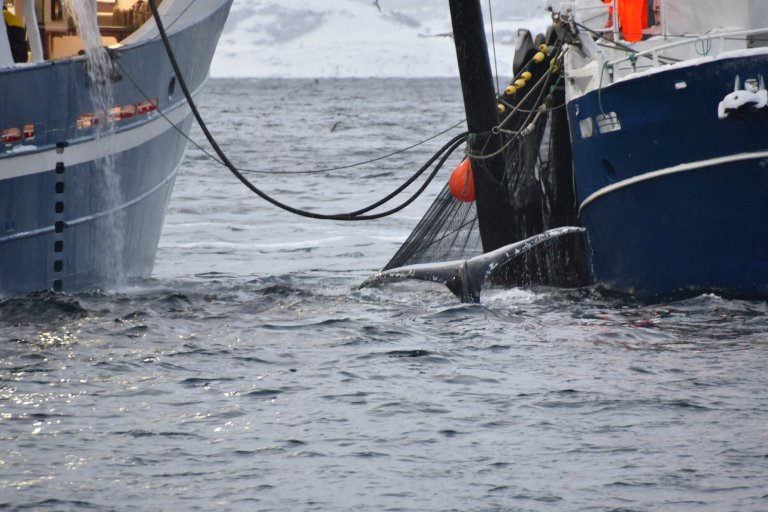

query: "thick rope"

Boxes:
[146, 0, 465, 221]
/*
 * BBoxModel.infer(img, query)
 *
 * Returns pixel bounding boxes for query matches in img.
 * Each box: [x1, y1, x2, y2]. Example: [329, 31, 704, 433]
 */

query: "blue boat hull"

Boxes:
[0, 0, 232, 293]
[568, 52, 768, 297]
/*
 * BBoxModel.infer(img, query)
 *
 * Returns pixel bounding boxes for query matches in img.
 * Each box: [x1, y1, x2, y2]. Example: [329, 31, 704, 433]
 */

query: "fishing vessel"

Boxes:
[371, 0, 768, 301]
[554, 0, 768, 298]
[0, 0, 231, 293]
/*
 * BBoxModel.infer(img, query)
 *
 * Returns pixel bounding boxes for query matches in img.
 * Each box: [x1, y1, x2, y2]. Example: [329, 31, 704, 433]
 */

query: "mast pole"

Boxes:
[448, 0, 516, 252]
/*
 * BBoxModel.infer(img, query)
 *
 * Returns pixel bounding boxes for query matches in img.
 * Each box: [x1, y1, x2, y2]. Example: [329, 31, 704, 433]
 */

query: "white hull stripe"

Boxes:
[579, 149, 768, 216]
[0, 100, 193, 181]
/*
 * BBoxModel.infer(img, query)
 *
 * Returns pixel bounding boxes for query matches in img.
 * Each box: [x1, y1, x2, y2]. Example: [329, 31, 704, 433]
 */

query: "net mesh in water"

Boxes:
[384, 94, 562, 271]
[382, 46, 588, 288]
[383, 186, 480, 270]
[378, 25, 592, 292]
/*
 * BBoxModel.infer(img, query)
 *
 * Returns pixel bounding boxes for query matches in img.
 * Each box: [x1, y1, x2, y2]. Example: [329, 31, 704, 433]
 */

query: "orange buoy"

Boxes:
[449, 159, 475, 202]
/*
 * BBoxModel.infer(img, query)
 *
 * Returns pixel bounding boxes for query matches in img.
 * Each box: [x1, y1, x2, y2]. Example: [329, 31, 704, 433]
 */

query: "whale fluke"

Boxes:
[361, 226, 588, 302]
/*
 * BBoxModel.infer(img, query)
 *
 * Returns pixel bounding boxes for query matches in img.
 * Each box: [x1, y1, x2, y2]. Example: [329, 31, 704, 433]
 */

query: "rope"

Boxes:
[575, 21, 679, 64]
[487, 0, 500, 95]
[146, 0, 465, 221]
[695, 37, 712, 56]
[466, 103, 546, 161]
[111, 64, 466, 177]
[496, 43, 564, 131]
[466, 62, 559, 161]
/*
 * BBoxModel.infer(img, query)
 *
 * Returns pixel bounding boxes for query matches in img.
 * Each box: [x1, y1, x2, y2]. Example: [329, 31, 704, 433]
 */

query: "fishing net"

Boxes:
[383, 38, 588, 287]
[384, 92, 563, 265]
[383, 186, 481, 270]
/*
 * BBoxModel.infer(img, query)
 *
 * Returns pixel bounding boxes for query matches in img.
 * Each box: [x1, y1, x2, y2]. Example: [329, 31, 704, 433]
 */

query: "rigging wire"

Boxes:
[574, 21, 679, 64]
[496, 42, 564, 131]
[487, 0, 500, 95]
[112, 63, 466, 178]
[145, 0, 468, 220]
[465, 54, 560, 162]
[135, 0, 466, 175]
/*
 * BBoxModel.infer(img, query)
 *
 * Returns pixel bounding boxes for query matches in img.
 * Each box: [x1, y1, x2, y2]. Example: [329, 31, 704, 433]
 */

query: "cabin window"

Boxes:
[2, 0, 164, 61]
[50, 0, 64, 22]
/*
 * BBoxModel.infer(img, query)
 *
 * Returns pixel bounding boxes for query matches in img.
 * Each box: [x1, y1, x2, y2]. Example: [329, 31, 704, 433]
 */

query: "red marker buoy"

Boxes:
[449, 159, 475, 202]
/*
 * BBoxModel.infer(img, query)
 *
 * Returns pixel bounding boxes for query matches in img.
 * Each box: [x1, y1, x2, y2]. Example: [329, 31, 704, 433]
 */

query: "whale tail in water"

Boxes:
[364, 28, 591, 302]
[361, 227, 588, 303]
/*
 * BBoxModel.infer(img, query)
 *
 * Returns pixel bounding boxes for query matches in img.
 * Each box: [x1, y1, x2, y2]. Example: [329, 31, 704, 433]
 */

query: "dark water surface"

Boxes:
[2, 79, 768, 511]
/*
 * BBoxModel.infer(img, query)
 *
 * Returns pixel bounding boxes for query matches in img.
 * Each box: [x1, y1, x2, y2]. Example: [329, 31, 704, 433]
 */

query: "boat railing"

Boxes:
[606, 27, 768, 70]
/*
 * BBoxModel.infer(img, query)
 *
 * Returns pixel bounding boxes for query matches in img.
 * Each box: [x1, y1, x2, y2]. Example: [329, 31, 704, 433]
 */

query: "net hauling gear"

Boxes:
[365, 15, 591, 302]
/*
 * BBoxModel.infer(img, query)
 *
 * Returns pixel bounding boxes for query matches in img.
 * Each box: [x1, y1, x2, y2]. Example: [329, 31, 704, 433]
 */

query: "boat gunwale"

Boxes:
[605, 27, 768, 70]
[0, 75, 206, 168]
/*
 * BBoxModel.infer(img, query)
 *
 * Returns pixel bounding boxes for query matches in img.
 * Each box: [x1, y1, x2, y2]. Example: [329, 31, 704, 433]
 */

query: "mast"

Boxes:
[448, 0, 516, 252]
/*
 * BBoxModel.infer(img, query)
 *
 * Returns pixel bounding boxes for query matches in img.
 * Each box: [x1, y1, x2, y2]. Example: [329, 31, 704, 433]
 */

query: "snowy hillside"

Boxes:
[211, 0, 552, 78]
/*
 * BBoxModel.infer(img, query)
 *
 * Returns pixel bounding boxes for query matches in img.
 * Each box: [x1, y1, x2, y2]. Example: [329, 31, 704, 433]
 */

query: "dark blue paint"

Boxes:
[568, 53, 768, 297]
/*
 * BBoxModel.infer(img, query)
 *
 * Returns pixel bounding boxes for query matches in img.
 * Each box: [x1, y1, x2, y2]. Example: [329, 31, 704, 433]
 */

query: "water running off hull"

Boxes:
[361, 226, 588, 303]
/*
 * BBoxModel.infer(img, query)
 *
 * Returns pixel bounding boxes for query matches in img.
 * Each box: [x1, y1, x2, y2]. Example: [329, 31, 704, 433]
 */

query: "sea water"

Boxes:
[1, 78, 768, 512]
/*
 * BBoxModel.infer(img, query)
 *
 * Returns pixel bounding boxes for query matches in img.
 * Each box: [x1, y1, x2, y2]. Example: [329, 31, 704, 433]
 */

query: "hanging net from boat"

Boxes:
[383, 186, 481, 270]
[384, 27, 591, 290]
[384, 76, 570, 271]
